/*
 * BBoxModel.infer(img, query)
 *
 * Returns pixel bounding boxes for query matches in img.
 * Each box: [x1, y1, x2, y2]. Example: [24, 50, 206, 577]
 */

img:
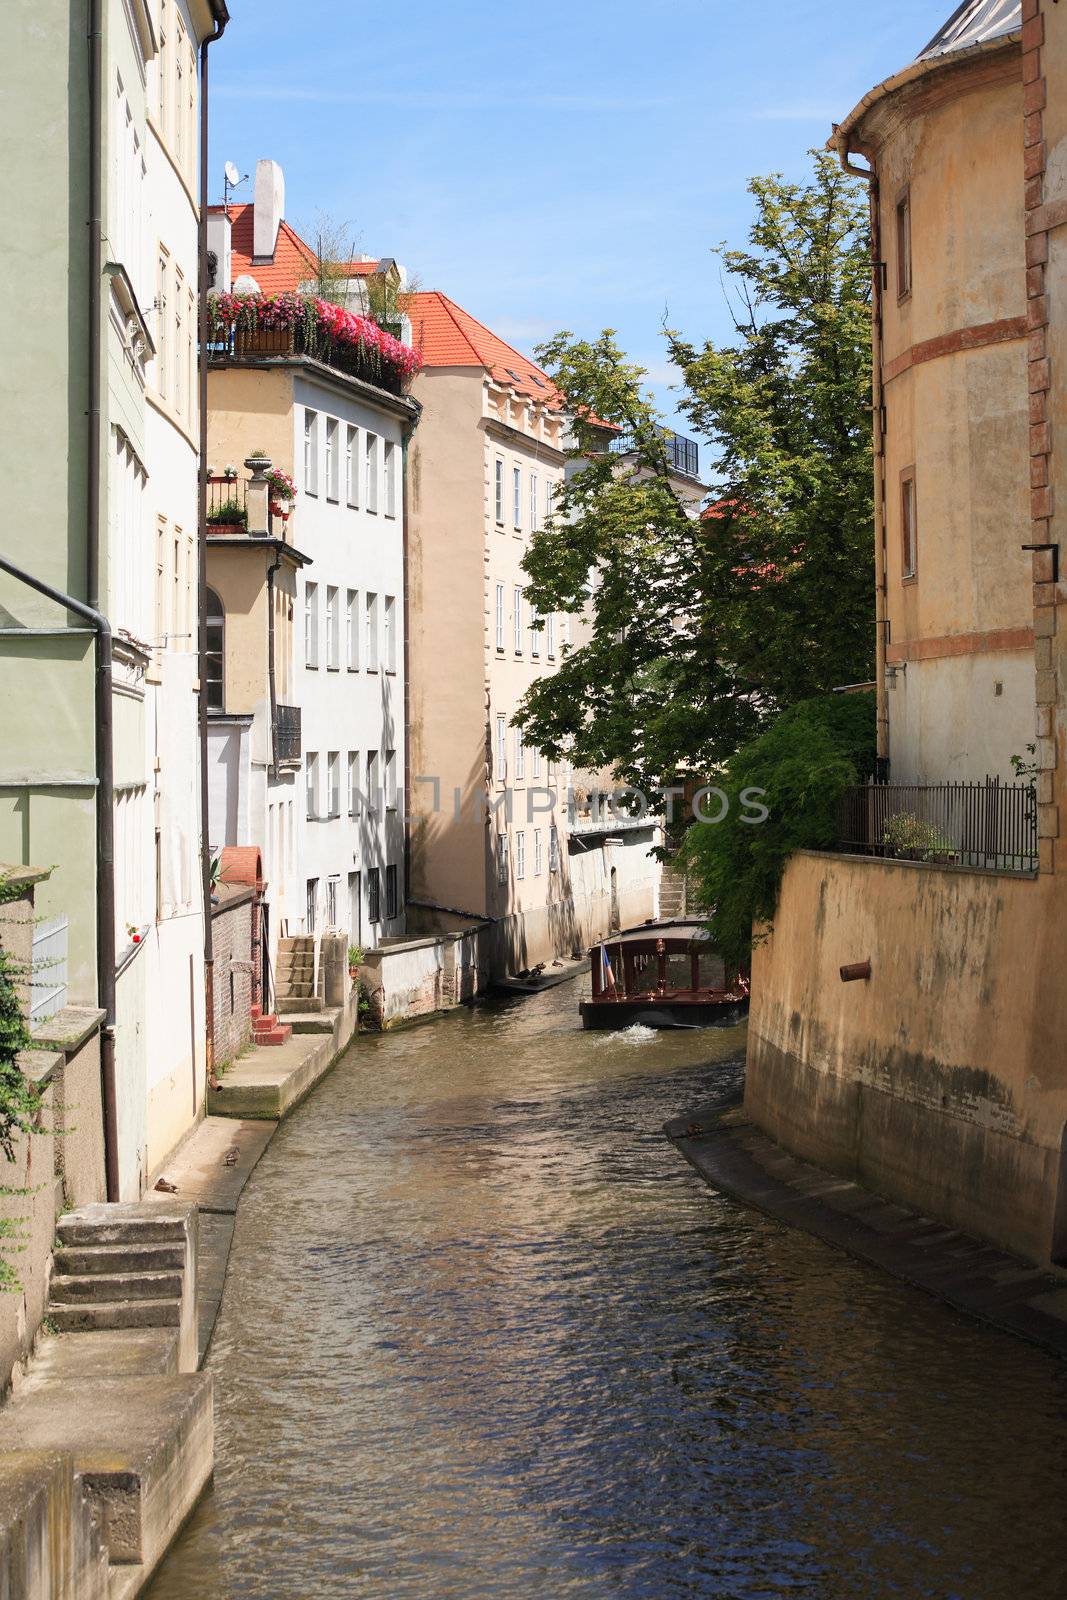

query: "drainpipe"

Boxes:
[198, 4, 229, 1090]
[0, 556, 119, 1202]
[266, 552, 282, 779]
[835, 137, 890, 770]
[401, 425, 413, 905]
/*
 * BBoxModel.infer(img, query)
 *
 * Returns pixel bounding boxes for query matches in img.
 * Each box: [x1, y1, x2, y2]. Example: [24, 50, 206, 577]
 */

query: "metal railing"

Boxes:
[275, 703, 301, 765]
[835, 778, 1037, 874]
[610, 426, 700, 480]
[206, 474, 248, 527]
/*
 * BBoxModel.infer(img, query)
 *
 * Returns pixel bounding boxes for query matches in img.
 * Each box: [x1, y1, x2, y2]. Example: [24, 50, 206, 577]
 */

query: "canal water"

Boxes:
[149, 982, 1067, 1600]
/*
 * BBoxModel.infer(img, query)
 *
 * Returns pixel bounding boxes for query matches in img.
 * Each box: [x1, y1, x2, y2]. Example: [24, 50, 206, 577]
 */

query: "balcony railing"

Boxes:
[610, 426, 700, 480]
[835, 778, 1037, 875]
[207, 321, 410, 397]
[275, 703, 301, 766]
[206, 474, 248, 531]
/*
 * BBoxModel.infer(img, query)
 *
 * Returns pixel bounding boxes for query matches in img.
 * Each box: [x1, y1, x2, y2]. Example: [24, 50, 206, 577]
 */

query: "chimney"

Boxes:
[206, 209, 232, 293]
[253, 159, 285, 262]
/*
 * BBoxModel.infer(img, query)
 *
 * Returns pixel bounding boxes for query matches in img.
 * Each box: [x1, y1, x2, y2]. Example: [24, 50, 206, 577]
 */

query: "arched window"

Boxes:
[205, 588, 224, 711]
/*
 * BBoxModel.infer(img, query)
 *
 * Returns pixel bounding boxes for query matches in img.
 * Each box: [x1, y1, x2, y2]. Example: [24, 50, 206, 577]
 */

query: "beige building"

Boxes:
[404, 293, 660, 974]
[745, 0, 1067, 1266]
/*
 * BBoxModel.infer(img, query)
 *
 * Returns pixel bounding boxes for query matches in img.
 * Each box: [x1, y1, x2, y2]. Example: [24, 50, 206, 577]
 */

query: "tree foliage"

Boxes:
[515, 150, 875, 800]
[679, 691, 877, 968]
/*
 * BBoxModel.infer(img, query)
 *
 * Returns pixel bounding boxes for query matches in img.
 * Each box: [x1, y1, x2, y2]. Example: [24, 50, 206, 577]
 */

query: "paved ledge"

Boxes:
[665, 1099, 1067, 1361]
[31, 1006, 105, 1054]
[207, 1029, 337, 1120]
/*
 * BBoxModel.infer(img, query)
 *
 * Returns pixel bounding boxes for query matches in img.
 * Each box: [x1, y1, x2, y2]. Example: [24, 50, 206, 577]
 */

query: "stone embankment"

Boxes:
[0, 994, 360, 1596]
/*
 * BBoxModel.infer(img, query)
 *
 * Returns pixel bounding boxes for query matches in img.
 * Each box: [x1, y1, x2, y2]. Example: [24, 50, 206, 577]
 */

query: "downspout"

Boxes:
[0, 557, 119, 1202]
[198, 4, 229, 1090]
[84, 0, 121, 1201]
[401, 425, 413, 906]
[835, 137, 890, 771]
[266, 552, 282, 779]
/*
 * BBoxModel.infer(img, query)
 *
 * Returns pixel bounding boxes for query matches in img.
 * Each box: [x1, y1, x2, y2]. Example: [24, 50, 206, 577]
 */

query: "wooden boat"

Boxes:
[578, 920, 749, 1031]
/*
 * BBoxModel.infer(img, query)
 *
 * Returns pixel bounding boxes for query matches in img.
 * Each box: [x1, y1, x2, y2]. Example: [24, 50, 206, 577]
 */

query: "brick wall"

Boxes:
[211, 887, 255, 1068]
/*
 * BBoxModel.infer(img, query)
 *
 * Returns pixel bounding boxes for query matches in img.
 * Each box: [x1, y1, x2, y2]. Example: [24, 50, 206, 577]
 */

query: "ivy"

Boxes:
[679, 692, 877, 969]
[0, 877, 47, 1293]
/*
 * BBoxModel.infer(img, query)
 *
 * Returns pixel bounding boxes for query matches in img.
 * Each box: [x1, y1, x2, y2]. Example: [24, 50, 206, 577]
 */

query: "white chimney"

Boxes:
[206, 209, 232, 293]
[253, 159, 285, 261]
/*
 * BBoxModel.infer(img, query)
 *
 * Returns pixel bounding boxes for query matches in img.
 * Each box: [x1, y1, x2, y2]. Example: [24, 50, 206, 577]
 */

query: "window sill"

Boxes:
[367, 508, 379, 516]
[384, 668, 397, 677]
[306, 663, 319, 671]
[327, 665, 340, 673]
[385, 512, 397, 521]
[902, 574, 918, 587]
[367, 667, 380, 675]
[327, 496, 339, 505]
[306, 491, 319, 499]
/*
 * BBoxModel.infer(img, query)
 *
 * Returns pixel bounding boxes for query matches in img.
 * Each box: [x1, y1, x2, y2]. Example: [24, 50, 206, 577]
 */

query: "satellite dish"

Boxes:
[224, 161, 241, 187]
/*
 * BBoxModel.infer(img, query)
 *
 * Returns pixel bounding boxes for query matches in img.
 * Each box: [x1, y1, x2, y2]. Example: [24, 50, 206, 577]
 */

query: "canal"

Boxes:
[149, 982, 1067, 1599]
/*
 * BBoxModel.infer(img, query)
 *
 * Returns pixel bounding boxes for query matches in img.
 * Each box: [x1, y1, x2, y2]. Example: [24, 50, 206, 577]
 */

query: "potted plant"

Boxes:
[348, 943, 363, 979]
[266, 467, 297, 521]
[206, 498, 248, 533]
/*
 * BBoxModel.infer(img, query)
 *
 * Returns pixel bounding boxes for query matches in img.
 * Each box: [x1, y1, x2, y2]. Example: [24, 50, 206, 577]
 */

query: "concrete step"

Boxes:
[251, 1013, 278, 1031]
[252, 1025, 292, 1046]
[27, 1330, 180, 1383]
[277, 994, 324, 1015]
[50, 1271, 184, 1306]
[0, 1376, 213, 1576]
[0, 1450, 109, 1600]
[56, 1206, 188, 1250]
[53, 1242, 184, 1278]
[285, 1011, 337, 1034]
[48, 1299, 182, 1334]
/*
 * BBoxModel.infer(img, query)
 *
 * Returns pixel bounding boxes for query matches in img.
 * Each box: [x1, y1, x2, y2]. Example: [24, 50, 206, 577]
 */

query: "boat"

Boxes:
[578, 920, 749, 1031]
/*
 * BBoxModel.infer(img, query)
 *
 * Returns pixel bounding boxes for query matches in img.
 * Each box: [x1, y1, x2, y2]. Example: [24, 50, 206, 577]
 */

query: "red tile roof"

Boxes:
[210, 204, 381, 294]
[402, 290, 561, 405]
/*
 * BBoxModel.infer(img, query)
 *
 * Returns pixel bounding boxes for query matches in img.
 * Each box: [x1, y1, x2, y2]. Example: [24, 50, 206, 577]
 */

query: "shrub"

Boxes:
[679, 691, 877, 969]
[207, 499, 247, 527]
[881, 812, 955, 862]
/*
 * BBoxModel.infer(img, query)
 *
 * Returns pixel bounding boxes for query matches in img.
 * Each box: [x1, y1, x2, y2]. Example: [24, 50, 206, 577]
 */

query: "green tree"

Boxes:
[515, 150, 874, 799]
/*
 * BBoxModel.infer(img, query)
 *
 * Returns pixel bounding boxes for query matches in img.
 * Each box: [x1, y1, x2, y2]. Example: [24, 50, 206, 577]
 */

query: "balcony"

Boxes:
[834, 779, 1037, 875]
[207, 320, 412, 398]
[275, 703, 301, 766]
[610, 426, 700, 481]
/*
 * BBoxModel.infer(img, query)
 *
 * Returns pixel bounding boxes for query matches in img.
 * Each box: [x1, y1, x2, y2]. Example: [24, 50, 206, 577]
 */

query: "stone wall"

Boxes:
[211, 888, 255, 1069]
[746, 850, 1067, 1265]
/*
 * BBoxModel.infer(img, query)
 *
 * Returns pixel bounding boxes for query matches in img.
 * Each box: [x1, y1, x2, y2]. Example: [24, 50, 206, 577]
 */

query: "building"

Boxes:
[403, 292, 661, 975]
[204, 164, 420, 993]
[745, 0, 1067, 1265]
[0, 0, 228, 1198]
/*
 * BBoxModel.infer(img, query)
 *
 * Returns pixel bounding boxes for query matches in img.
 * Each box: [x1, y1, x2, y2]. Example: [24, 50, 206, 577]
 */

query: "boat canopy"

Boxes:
[587, 920, 711, 953]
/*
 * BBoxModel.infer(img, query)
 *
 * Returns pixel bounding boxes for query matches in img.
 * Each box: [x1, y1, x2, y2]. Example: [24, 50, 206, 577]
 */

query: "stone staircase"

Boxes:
[274, 935, 324, 1016]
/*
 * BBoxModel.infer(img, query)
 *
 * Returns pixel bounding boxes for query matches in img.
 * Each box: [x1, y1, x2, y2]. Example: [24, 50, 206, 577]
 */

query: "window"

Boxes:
[205, 588, 224, 710]
[326, 417, 339, 500]
[385, 749, 397, 811]
[326, 876, 339, 929]
[495, 714, 506, 780]
[365, 431, 379, 512]
[530, 604, 540, 659]
[349, 871, 362, 944]
[495, 583, 505, 651]
[497, 833, 509, 885]
[549, 825, 560, 873]
[513, 586, 523, 653]
[516, 830, 526, 880]
[174, 271, 184, 418]
[327, 751, 340, 818]
[513, 465, 522, 529]
[304, 580, 319, 667]
[346, 425, 359, 506]
[531, 746, 541, 780]
[368, 867, 381, 924]
[901, 468, 918, 580]
[306, 878, 318, 934]
[515, 731, 525, 782]
[546, 613, 556, 660]
[306, 752, 319, 819]
[896, 188, 912, 300]
[545, 480, 555, 520]
[366, 750, 379, 812]
[383, 595, 396, 672]
[157, 7, 167, 129]
[185, 44, 196, 188]
[530, 472, 538, 531]
[326, 586, 340, 668]
[534, 829, 543, 876]
[304, 410, 319, 494]
[494, 458, 504, 524]
[174, 22, 184, 167]
[562, 614, 571, 652]
[185, 285, 195, 427]
[365, 592, 379, 669]
[385, 864, 399, 921]
[348, 751, 360, 815]
[346, 590, 359, 669]
[384, 440, 397, 516]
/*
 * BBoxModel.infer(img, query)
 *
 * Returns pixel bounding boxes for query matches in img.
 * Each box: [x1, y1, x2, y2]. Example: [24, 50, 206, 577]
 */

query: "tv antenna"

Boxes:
[223, 161, 249, 211]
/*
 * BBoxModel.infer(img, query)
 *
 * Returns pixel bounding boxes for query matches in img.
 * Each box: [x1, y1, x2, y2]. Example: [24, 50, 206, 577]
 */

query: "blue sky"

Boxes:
[209, 0, 954, 432]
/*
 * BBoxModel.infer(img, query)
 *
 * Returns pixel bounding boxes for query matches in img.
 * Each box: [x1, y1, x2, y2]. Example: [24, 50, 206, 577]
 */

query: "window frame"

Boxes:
[513, 585, 523, 655]
[367, 866, 381, 924]
[512, 465, 522, 530]
[304, 409, 319, 496]
[326, 585, 340, 669]
[494, 458, 505, 525]
[385, 864, 399, 920]
[896, 186, 912, 303]
[305, 751, 320, 820]
[495, 714, 507, 782]
[495, 582, 505, 652]
[327, 750, 341, 818]
[384, 440, 397, 518]
[497, 833, 509, 885]
[365, 431, 379, 513]
[900, 466, 918, 582]
[325, 416, 340, 502]
[515, 829, 526, 881]
[205, 587, 224, 711]
[304, 579, 319, 668]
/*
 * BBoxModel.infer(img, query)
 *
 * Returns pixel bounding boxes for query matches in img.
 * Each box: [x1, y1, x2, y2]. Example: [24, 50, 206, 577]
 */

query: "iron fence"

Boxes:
[610, 427, 700, 480]
[207, 474, 248, 527]
[836, 778, 1037, 874]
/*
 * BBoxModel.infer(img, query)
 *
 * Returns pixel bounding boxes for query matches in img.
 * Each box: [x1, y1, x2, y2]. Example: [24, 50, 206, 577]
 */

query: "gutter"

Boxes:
[198, 4, 229, 1089]
[0, 555, 119, 1203]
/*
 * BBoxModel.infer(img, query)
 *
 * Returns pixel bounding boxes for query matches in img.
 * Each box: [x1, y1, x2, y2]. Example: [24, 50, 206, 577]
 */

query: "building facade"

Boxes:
[746, 0, 1067, 1266]
[0, 0, 227, 1197]
[205, 169, 418, 993]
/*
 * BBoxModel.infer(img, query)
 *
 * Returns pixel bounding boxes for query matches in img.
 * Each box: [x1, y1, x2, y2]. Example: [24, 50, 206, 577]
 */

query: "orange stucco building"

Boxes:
[745, 0, 1067, 1265]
